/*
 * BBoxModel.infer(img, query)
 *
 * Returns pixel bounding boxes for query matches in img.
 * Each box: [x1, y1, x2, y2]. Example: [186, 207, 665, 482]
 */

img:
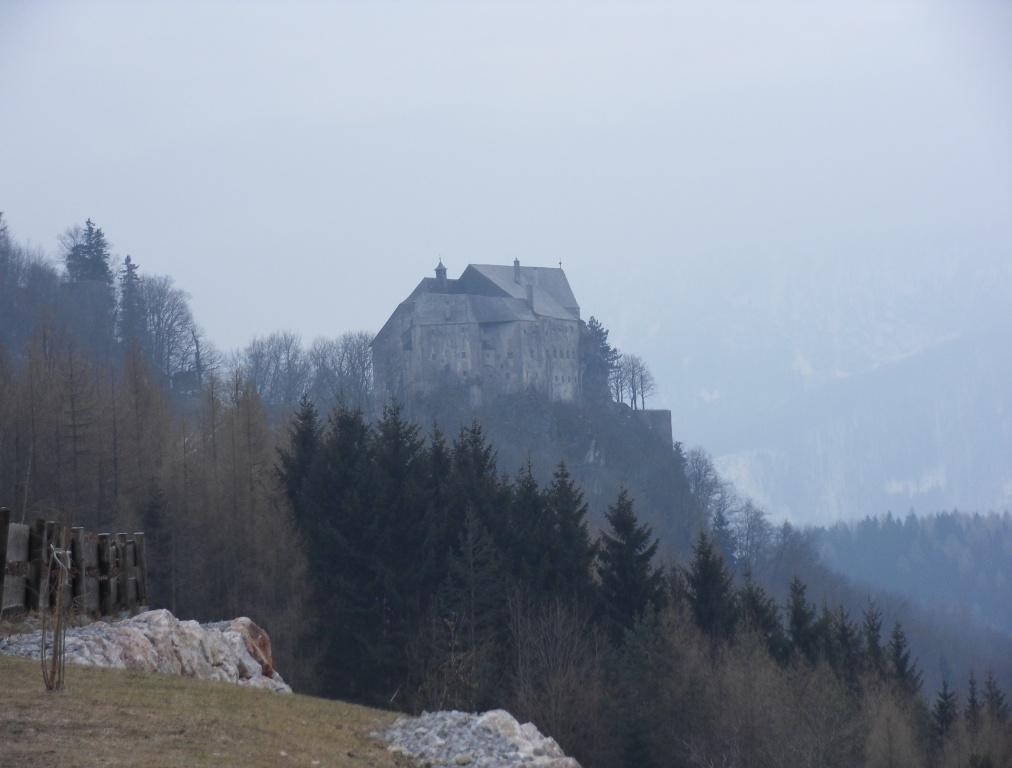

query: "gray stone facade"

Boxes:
[373, 260, 582, 406]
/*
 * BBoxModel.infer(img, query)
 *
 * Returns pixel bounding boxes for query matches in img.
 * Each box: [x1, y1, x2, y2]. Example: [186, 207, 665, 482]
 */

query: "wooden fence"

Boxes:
[0, 508, 147, 619]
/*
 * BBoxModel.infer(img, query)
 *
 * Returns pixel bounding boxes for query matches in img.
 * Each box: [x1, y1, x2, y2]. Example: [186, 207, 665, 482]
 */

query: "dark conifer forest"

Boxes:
[2, 214, 1011, 766]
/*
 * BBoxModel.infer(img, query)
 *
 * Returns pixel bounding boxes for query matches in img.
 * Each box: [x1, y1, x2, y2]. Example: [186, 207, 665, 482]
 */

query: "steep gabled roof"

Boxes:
[374, 262, 580, 344]
[460, 264, 580, 321]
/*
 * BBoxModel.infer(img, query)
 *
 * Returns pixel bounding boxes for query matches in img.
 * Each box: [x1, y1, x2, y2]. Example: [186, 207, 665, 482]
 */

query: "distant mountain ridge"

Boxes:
[709, 325, 1012, 523]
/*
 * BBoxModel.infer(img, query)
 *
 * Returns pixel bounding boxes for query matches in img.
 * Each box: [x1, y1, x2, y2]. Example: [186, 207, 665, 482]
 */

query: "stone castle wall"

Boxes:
[373, 311, 580, 406]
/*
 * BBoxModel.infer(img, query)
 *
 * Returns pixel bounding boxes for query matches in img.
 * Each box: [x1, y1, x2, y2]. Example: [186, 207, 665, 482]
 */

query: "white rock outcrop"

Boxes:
[0, 608, 290, 693]
[382, 709, 580, 768]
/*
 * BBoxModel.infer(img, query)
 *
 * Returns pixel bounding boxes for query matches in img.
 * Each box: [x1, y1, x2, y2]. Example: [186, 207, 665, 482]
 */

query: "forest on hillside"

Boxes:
[817, 512, 1012, 635]
[2, 214, 1011, 766]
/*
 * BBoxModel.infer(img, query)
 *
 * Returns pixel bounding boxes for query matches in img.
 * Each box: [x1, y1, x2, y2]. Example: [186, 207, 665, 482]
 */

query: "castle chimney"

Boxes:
[514, 257, 521, 284]
[525, 282, 534, 309]
[435, 259, 447, 291]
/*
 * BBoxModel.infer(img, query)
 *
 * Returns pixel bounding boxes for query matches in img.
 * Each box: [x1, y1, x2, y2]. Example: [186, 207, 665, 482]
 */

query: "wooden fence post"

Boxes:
[116, 533, 129, 613]
[0, 508, 9, 609]
[27, 519, 49, 611]
[57, 525, 71, 610]
[97, 533, 115, 616]
[44, 521, 59, 609]
[1, 522, 29, 616]
[83, 532, 99, 618]
[70, 526, 85, 611]
[133, 532, 147, 607]
[125, 537, 137, 613]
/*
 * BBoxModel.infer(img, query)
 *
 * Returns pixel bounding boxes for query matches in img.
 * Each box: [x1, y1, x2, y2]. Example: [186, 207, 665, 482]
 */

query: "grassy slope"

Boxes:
[0, 655, 414, 768]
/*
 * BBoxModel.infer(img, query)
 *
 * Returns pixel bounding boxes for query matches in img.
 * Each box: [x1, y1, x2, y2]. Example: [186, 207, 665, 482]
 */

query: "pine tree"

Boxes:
[140, 479, 172, 610]
[710, 508, 737, 573]
[862, 602, 887, 679]
[684, 531, 737, 645]
[597, 489, 663, 643]
[370, 403, 429, 695]
[65, 218, 113, 284]
[814, 603, 836, 668]
[507, 461, 551, 598]
[965, 671, 982, 735]
[739, 575, 788, 663]
[832, 606, 862, 693]
[117, 254, 147, 351]
[62, 218, 117, 360]
[787, 577, 818, 664]
[543, 460, 596, 606]
[449, 421, 507, 540]
[277, 394, 321, 531]
[580, 316, 620, 403]
[438, 508, 508, 709]
[302, 406, 378, 700]
[888, 622, 923, 698]
[419, 427, 453, 596]
[984, 671, 1009, 724]
[932, 680, 958, 748]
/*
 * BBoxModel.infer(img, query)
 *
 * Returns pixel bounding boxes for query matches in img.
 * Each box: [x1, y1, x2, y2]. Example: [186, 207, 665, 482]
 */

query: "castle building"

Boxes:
[372, 260, 582, 406]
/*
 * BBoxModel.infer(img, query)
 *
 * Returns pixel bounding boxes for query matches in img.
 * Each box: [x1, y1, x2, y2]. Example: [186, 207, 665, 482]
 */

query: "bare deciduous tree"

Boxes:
[143, 275, 196, 381]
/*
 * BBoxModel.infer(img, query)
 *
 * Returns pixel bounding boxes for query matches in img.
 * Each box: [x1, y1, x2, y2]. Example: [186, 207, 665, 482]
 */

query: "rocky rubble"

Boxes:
[382, 709, 580, 768]
[0, 608, 290, 693]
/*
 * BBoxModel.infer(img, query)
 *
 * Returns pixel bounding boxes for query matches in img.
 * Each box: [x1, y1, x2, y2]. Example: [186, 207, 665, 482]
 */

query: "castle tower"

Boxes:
[435, 259, 448, 291]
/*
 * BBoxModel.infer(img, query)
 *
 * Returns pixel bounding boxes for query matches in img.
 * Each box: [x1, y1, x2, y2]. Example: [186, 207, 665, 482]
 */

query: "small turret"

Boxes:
[435, 259, 448, 291]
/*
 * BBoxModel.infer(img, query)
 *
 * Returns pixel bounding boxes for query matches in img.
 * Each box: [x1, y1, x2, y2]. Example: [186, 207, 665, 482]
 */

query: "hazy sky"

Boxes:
[3, 2, 1012, 519]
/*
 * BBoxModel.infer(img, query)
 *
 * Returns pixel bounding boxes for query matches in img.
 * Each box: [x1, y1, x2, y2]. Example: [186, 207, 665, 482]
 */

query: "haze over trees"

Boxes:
[1, 214, 1011, 766]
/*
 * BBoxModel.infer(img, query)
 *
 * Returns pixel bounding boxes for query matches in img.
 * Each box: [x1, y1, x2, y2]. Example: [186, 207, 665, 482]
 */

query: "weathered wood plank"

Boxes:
[83, 532, 100, 617]
[2, 522, 29, 614]
[26, 519, 49, 611]
[57, 525, 72, 610]
[70, 526, 85, 613]
[44, 521, 58, 609]
[125, 538, 137, 612]
[116, 533, 129, 614]
[97, 533, 115, 616]
[0, 508, 8, 612]
[133, 532, 148, 606]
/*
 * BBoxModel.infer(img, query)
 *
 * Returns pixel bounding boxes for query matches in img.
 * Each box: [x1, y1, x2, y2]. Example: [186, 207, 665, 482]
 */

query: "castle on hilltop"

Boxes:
[372, 259, 583, 407]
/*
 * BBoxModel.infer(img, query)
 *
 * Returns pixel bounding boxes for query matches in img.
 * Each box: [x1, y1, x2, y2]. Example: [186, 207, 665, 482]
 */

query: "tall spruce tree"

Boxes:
[832, 606, 862, 692]
[277, 394, 321, 532]
[65, 218, 113, 284]
[302, 406, 378, 700]
[684, 531, 737, 645]
[710, 508, 737, 573]
[597, 488, 663, 643]
[117, 254, 146, 351]
[62, 218, 117, 359]
[419, 426, 453, 596]
[984, 671, 1009, 724]
[449, 421, 507, 541]
[438, 508, 508, 709]
[370, 403, 429, 694]
[888, 622, 923, 698]
[739, 574, 788, 663]
[787, 577, 818, 664]
[507, 461, 552, 598]
[932, 680, 958, 748]
[862, 602, 887, 679]
[580, 316, 620, 404]
[965, 671, 982, 735]
[543, 460, 596, 606]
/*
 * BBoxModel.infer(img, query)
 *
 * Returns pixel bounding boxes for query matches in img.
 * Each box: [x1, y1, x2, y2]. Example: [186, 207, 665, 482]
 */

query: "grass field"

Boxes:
[0, 655, 414, 768]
